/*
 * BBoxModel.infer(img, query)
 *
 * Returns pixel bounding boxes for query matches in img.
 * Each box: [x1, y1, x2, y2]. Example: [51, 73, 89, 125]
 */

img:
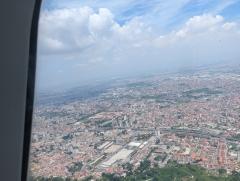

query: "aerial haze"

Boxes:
[36, 0, 240, 91]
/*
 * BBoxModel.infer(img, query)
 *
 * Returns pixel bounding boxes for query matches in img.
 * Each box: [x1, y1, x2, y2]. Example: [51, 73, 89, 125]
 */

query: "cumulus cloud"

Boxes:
[39, 7, 239, 55]
[37, 6, 240, 89]
[175, 14, 224, 37]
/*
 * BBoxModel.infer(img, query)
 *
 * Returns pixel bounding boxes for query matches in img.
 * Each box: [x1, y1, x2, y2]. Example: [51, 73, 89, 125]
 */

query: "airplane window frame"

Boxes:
[21, 0, 42, 180]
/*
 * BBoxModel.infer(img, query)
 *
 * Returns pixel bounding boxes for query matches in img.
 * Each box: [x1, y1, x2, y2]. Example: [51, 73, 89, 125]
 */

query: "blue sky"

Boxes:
[42, 0, 240, 30]
[36, 0, 240, 91]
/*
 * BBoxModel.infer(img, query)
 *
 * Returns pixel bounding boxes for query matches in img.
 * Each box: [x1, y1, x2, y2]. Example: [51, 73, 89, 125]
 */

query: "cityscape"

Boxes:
[29, 63, 240, 180]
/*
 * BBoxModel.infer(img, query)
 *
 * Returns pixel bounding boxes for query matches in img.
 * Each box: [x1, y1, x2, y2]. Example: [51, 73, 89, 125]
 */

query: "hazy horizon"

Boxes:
[36, 0, 240, 91]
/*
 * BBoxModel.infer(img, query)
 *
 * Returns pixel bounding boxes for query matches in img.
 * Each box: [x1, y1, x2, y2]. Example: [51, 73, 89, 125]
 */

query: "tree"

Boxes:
[138, 159, 151, 173]
[219, 168, 227, 175]
[123, 162, 133, 175]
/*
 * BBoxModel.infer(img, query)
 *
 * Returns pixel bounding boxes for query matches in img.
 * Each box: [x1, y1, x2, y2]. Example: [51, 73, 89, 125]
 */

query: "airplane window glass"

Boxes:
[29, 0, 240, 180]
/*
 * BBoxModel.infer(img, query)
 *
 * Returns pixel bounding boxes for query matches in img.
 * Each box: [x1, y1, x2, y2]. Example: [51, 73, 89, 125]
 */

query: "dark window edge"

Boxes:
[21, 0, 42, 180]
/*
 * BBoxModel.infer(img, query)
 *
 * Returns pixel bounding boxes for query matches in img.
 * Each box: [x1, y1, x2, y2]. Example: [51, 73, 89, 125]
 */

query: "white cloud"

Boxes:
[38, 7, 152, 58]
[39, 7, 95, 53]
[37, 7, 240, 89]
[185, 14, 223, 31]
[88, 8, 115, 35]
[222, 22, 237, 30]
[173, 14, 227, 38]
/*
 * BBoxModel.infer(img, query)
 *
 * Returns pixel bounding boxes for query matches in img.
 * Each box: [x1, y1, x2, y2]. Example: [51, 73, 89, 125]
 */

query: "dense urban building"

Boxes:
[30, 64, 240, 180]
